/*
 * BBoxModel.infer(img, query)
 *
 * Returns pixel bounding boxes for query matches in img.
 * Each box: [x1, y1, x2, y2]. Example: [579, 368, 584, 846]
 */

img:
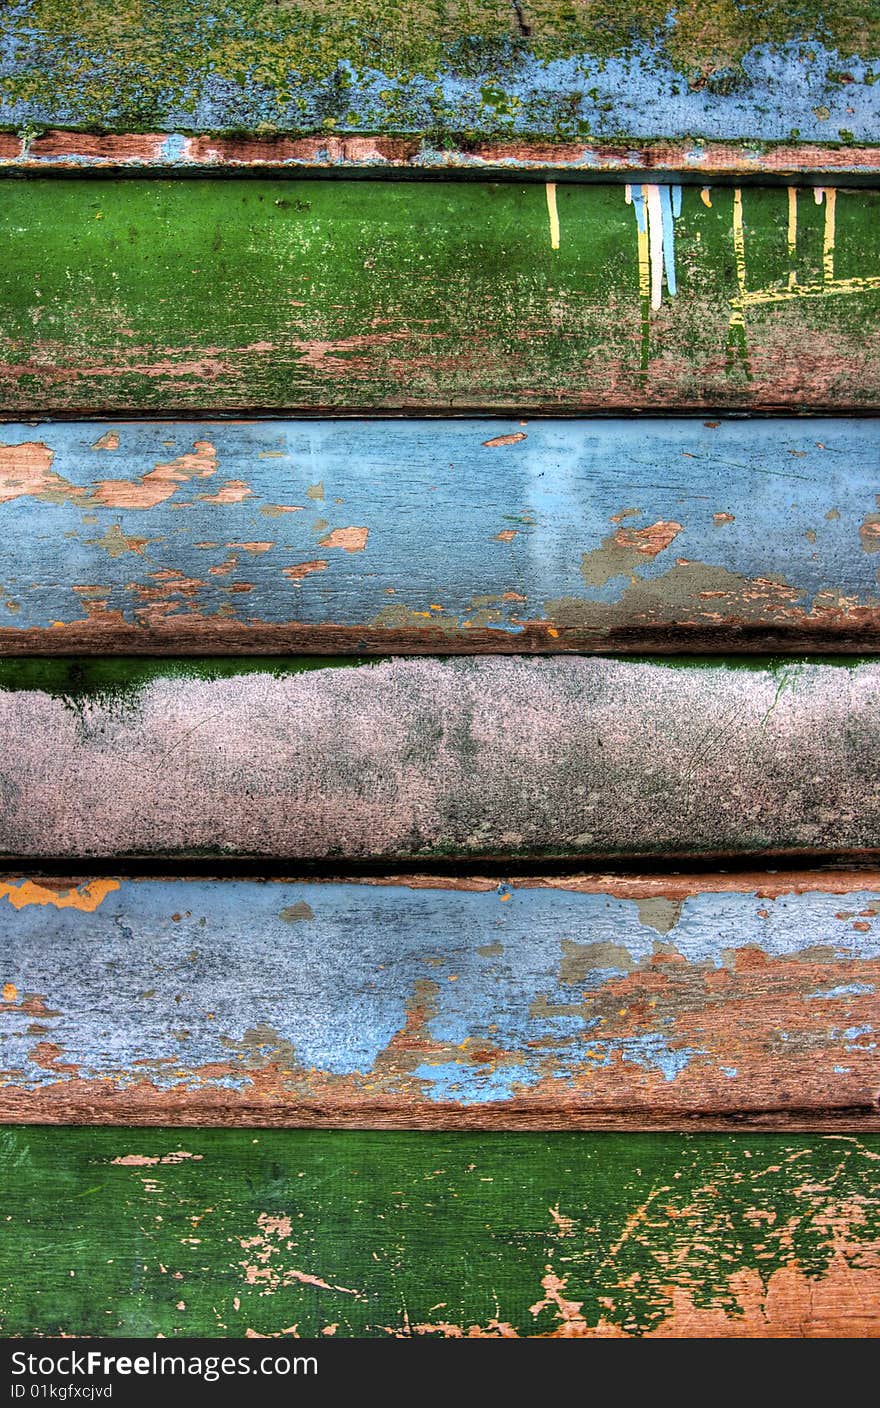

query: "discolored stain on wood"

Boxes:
[2, 133, 880, 181]
[1, 130, 878, 178]
[0, 656, 879, 863]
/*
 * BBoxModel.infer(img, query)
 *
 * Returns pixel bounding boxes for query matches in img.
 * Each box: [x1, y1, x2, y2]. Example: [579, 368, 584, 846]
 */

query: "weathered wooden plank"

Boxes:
[1, 180, 878, 413]
[2, 418, 878, 655]
[0, 657, 877, 861]
[3, 132, 880, 181]
[1, 1126, 879, 1337]
[0, 2, 876, 148]
[1, 872, 878, 1128]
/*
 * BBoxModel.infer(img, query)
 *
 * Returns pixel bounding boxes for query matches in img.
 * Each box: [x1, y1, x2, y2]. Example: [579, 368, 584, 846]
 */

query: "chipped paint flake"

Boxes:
[482, 433, 527, 448]
[317, 527, 369, 552]
[90, 432, 119, 452]
[0, 878, 119, 912]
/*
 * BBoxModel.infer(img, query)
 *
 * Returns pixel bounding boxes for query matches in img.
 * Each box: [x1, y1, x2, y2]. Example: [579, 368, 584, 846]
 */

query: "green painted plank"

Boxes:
[1, 1127, 878, 1337]
[0, 2, 877, 147]
[1, 180, 878, 413]
[0, 657, 877, 861]
[1, 871, 878, 1128]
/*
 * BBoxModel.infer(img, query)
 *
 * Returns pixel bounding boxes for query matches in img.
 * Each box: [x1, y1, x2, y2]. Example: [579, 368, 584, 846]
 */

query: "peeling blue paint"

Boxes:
[0, 417, 877, 638]
[0, 880, 877, 1102]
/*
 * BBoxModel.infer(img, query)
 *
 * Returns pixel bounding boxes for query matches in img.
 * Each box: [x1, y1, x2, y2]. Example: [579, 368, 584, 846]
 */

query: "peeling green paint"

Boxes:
[1, 1127, 878, 1336]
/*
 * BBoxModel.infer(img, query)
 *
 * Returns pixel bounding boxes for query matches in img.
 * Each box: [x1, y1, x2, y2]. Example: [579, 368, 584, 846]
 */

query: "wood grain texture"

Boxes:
[3, 132, 880, 180]
[1, 2, 876, 146]
[1, 1126, 879, 1337]
[1, 873, 878, 1129]
[2, 418, 879, 655]
[1, 180, 878, 414]
[0, 657, 878, 861]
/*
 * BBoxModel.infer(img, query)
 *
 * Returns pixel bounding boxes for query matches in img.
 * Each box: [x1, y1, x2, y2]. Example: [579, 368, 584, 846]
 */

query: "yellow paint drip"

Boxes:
[636, 217, 650, 305]
[700, 188, 712, 208]
[823, 186, 836, 282]
[0, 878, 120, 912]
[2, 982, 17, 1001]
[787, 187, 798, 289]
[732, 189, 747, 300]
[545, 182, 560, 250]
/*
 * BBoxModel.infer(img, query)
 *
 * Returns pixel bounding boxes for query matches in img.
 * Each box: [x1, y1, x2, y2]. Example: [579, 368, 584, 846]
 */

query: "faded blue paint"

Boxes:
[0, 418, 877, 638]
[631, 186, 647, 233]
[0, 880, 877, 1101]
[158, 133, 188, 161]
[809, 982, 875, 998]
[0, 23, 877, 143]
[410, 1061, 545, 1101]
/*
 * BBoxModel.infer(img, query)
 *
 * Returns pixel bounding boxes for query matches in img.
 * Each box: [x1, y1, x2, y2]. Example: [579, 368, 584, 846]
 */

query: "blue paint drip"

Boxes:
[631, 186, 646, 234]
[659, 185, 677, 297]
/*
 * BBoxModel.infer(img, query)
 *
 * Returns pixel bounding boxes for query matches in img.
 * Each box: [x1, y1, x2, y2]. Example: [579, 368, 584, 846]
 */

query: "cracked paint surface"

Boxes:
[0, 418, 877, 652]
[0, 181, 877, 414]
[0, 876, 877, 1124]
[1, 1127, 878, 1337]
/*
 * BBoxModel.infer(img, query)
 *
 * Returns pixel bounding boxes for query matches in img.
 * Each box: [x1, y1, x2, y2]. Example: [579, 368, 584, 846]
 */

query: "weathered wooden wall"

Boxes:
[1, 1127, 879, 1337]
[2, 2, 878, 1344]
[1, 418, 878, 654]
[1, 872, 877, 1128]
[0, 657, 877, 860]
[1, 180, 878, 413]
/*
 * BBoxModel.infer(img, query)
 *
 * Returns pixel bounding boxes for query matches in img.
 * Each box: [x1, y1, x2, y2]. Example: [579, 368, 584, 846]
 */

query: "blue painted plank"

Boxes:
[0, 872, 877, 1126]
[1, 418, 877, 652]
